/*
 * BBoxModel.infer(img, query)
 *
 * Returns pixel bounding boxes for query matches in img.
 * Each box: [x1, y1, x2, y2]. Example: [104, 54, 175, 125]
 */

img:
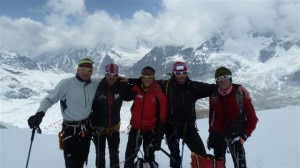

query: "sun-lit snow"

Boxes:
[1, 106, 299, 168]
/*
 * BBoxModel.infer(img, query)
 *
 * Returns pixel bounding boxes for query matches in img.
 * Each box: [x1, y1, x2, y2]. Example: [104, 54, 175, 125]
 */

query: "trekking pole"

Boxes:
[225, 138, 239, 168]
[118, 130, 141, 168]
[180, 123, 187, 168]
[180, 140, 185, 168]
[26, 127, 41, 168]
[159, 147, 177, 162]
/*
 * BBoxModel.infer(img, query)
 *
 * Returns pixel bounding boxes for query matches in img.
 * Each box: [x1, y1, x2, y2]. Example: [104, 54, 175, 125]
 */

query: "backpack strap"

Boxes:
[165, 79, 170, 95]
[210, 87, 244, 127]
[210, 92, 218, 127]
[236, 91, 244, 117]
[164, 79, 175, 115]
[236, 91, 247, 126]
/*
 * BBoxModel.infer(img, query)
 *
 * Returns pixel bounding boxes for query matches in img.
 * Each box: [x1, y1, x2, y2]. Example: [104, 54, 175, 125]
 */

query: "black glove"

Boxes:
[207, 136, 214, 150]
[151, 139, 162, 151]
[154, 121, 165, 140]
[242, 134, 248, 142]
[28, 111, 45, 129]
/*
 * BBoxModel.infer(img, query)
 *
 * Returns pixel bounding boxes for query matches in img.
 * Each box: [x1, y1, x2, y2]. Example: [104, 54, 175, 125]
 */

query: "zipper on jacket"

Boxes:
[84, 82, 87, 108]
[139, 91, 147, 130]
[108, 87, 112, 127]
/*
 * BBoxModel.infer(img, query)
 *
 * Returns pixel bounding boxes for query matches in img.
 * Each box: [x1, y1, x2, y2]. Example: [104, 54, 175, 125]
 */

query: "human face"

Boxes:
[173, 71, 188, 85]
[216, 75, 231, 90]
[105, 72, 118, 85]
[77, 67, 92, 81]
[141, 75, 154, 87]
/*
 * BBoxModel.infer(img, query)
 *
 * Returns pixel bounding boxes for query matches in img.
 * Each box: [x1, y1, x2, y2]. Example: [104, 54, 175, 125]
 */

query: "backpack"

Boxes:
[211, 87, 243, 116]
[134, 158, 159, 168]
[191, 153, 225, 168]
[211, 87, 246, 138]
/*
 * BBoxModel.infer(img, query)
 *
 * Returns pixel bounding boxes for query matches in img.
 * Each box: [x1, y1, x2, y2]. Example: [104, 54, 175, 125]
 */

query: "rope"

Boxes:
[111, 130, 142, 168]
[225, 138, 245, 168]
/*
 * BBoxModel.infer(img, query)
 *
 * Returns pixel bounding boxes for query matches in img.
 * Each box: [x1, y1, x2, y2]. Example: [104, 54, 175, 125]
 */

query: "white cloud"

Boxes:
[0, 0, 299, 57]
[46, 0, 86, 16]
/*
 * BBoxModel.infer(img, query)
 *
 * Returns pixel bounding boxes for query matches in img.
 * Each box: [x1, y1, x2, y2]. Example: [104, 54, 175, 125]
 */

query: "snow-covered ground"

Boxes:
[1, 106, 299, 168]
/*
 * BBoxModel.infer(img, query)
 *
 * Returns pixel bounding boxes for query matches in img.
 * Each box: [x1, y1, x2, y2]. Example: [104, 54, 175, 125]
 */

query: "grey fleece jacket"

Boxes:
[37, 76, 99, 121]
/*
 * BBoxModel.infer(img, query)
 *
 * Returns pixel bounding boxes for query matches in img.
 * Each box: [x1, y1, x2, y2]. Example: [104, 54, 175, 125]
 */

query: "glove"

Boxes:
[28, 111, 45, 129]
[151, 139, 162, 151]
[242, 134, 248, 141]
[154, 121, 165, 140]
[240, 135, 248, 144]
[207, 136, 214, 150]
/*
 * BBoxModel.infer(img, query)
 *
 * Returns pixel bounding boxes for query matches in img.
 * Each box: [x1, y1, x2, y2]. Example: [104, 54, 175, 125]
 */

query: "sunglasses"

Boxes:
[79, 67, 93, 73]
[216, 75, 231, 81]
[174, 71, 187, 76]
[106, 72, 118, 77]
[141, 75, 155, 80]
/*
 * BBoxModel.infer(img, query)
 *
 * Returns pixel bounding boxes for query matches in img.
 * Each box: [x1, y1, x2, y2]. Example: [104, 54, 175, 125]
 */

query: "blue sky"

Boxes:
[1, 0, 45, 21]
[0, 0, 162, 21]
[0, 0, 299, 57]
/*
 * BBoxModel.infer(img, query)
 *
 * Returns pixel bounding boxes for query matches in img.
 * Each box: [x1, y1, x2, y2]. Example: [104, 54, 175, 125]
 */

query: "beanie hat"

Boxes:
[141, 66, 155, 75]
[78, 58, 93, 68]
[105, 63, 119, 74]
[173, 61, 188, 72]
[215, 67, 232, 78]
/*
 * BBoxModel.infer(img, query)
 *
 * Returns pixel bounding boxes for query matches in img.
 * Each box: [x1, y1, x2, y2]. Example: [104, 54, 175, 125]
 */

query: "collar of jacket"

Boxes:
[138, 81, 158, 93]
[172, 77, 191, 88]
[102, 77, 119, 89]
[75, 74, 91, 84]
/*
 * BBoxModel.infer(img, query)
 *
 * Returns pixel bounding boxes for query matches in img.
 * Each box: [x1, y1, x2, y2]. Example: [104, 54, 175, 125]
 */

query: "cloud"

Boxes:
[46, 0, 86, 16]
[0, 16, 47, 56]
[0, 0, 299, 57]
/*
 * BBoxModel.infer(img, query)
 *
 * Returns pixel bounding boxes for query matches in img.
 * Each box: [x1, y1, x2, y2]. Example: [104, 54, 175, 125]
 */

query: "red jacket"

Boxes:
[208, 87, 258, 137]
[129, 81, 168, 132]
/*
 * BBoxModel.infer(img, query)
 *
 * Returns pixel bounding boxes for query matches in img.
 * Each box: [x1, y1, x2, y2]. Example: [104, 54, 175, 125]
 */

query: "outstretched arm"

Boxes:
[118, 76, 141, 85]
[191, 81, 218, 98]
[118, 76, 128, 83]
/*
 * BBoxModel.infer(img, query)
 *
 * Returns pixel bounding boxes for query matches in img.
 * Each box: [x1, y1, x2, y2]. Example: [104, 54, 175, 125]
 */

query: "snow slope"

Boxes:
[1, 106, 299, 168]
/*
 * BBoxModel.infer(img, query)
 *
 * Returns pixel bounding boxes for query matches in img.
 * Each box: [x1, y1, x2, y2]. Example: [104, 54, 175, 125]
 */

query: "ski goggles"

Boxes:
[105, 72, 118, 77]
[216, 75, 231, 81]
[79, 67, 93, 73]
[174, 71, 187, 76]
[141, 75, 155, 80]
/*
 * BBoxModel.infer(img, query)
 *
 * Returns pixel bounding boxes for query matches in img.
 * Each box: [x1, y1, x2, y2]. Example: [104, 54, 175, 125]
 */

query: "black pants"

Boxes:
[210, 133, 247, 168]
[62, 123, 92, 168]
[166, 124, 206, 168]
[124, 129, 155, 168]
[93, 131, 120, 168]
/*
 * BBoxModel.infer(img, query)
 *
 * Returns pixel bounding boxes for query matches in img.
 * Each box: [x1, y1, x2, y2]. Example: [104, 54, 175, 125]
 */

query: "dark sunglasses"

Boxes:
[79, 67, 93, 73]
[141, 75, 155, 80]
[174, 71, 187, 76]
[216, 75, 231, 81]
[106, 72, 118, 77]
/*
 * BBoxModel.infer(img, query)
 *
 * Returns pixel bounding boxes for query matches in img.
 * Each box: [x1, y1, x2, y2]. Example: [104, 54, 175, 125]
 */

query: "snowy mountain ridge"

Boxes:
[0, 32, 300, 128]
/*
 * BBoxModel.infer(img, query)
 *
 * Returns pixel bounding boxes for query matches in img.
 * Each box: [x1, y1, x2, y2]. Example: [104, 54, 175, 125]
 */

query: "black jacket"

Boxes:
[159, 77, 217, 126]
[92, 78, 132, 127]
